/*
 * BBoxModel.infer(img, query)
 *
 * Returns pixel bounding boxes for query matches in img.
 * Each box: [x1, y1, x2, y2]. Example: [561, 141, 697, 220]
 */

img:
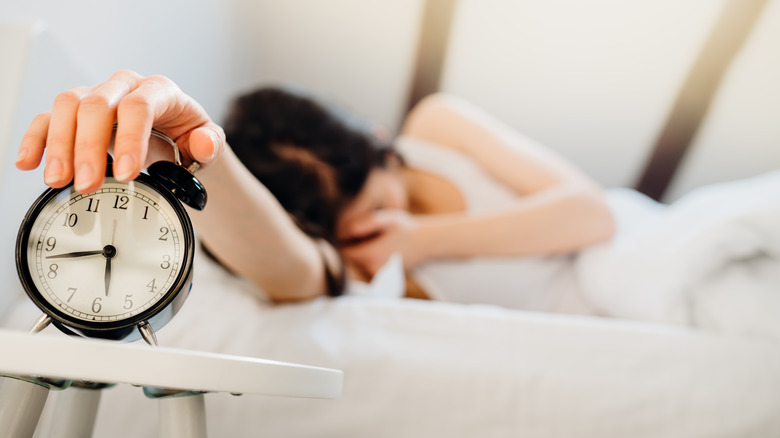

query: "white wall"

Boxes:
[2, 0, 240, 123]
[2, 0, 422, 130]
[228, 0, 423, 132]
[441, 0, 728, 189]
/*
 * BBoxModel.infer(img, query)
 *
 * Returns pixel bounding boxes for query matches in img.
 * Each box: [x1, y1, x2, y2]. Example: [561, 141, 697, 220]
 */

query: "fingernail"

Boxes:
[204, 128, 219, 161]
[115, 155, 135, 181]
[15, 148, 28, 164]
[75, 163, 94, 192]
[44, 159, 63, 185]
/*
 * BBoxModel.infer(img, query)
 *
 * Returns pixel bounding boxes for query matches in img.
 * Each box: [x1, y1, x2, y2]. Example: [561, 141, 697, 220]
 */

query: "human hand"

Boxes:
[339, 209, 421, 278]
[15, 70, 225, 194]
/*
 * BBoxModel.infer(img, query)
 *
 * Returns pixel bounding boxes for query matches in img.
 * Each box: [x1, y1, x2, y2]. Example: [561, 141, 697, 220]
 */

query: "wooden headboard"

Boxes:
[634, 0, 770, 201]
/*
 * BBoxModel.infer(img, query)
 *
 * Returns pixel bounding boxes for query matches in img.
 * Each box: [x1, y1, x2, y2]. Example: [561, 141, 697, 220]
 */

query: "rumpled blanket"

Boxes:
[577, 171, 780, 340]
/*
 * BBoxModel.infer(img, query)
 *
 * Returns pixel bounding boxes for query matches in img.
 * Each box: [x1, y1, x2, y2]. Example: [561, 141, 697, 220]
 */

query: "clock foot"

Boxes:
[138, 322, 159, 346]
[29, 314, 52, 334]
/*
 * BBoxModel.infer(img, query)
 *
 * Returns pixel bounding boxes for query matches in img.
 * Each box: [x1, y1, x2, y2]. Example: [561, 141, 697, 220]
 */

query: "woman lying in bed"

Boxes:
[15, 70, 615, 310]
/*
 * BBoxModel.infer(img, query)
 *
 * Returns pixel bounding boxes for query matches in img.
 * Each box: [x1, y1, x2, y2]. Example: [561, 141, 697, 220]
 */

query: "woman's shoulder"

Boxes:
[394, 135, 519, 214]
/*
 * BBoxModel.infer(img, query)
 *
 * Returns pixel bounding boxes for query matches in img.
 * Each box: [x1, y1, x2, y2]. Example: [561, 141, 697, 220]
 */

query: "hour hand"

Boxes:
[46, 250, 104, 259]
[104, 258, 112, 296]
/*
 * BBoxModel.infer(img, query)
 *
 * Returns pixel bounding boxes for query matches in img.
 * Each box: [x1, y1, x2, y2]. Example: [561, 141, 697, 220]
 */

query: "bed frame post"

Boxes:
[635, 0, 769, 201]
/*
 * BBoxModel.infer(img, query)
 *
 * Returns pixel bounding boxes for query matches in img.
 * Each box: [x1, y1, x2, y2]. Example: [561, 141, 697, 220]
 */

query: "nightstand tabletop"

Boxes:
[0, 329, 342, 399]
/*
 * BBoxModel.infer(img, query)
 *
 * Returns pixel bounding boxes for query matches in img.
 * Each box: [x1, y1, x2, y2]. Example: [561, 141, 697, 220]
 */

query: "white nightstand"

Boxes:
[0, 329, 343, 437]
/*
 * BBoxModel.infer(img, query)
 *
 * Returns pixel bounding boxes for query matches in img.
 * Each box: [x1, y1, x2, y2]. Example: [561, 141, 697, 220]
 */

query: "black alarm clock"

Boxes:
[15, 128, 206, 343]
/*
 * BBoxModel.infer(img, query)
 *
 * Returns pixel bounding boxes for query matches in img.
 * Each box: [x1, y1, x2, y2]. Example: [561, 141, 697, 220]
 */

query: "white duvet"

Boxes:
[578, 171, 780, 341]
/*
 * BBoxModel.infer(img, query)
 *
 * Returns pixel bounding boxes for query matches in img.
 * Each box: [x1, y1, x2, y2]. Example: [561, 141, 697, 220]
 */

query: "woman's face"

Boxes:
[336, 166, 408, 242]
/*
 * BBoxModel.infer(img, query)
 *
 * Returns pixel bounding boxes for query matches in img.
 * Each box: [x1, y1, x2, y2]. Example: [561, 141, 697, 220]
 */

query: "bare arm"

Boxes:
[15, 70, 332, 302]
[401, 93, 615, 260]
[191, 147, 333, 302]
[407, 187, 613, 260]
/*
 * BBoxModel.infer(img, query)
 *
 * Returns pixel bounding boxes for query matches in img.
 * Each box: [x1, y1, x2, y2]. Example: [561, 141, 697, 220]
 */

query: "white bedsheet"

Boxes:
[5, 244, 780, 437]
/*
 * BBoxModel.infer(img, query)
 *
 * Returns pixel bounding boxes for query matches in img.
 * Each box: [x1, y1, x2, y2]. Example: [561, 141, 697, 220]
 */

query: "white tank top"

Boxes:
[394, 136, 594, 315]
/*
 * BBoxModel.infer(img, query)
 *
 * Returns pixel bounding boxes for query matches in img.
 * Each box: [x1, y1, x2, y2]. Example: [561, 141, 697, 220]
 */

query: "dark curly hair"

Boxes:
[222, 86, 395, 295]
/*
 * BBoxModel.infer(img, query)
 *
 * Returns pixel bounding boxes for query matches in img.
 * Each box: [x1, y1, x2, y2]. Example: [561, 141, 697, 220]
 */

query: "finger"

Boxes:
[112, 83, 161, 181]
[113, 75, 197, 180]
[341, 212, 394, 241]
[187, 124, 225, 165]
[73, 70, 141, 193]
[44, 86, 91, 188]
[16, 112, 50, 170]
[340, 216, 380, 241]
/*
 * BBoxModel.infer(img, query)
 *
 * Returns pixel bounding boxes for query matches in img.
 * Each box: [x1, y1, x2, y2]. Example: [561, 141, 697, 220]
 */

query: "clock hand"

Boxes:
[105, 220, 117, 296]
[105, 257, 112, 296]
[46, 250, 104, 259]
[102, 245, 117, 296]
[110, 219, 117, 245]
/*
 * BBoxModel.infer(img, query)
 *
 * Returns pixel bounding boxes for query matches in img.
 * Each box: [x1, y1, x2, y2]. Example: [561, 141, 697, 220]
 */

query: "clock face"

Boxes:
[19, 177, 190, 327]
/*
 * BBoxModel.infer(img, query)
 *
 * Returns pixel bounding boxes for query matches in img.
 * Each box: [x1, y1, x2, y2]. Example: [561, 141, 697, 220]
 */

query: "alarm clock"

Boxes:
[15, 128, 207, 343]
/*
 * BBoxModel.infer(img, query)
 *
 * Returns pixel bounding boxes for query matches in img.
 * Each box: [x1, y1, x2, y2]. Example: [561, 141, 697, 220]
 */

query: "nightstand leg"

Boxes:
[158, 393, 207, 438]
[48, 385, 104, 438]
[0, 376, 50, 438]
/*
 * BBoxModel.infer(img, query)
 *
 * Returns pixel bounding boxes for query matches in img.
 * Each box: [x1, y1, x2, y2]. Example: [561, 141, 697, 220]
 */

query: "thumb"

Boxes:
[345, 214, 384, 239]
[341, 212, 392, 241]
[187, 124, 225, 165]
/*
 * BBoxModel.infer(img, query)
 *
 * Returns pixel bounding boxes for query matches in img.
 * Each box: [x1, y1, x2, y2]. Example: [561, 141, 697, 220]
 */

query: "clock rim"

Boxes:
[15, 172, 195, 337]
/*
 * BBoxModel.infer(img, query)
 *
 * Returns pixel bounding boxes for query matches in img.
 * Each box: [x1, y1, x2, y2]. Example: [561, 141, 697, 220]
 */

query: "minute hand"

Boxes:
[46, 250, 104, 259]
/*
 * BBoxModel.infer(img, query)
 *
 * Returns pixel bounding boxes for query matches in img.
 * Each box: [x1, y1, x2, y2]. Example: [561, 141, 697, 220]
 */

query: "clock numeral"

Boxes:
[47, 264, 59, 279]
[45, 237, 57, 252]
[159, 227, 170, 241]
[62, 213, 78, 227]
[113, 195, 129, 210]
[161, 255, 171, 270]
[147, 278, 157, 292]
[123, 294, 134, 310]
[86, 198, 100, 213]
[66, 287, 77, 302]
[92, 297, 103, 313]
[142, 206, 150, 220]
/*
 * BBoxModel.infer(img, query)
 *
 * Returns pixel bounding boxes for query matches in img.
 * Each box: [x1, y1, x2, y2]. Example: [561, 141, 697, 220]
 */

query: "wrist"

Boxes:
[402, 215, 441, 268]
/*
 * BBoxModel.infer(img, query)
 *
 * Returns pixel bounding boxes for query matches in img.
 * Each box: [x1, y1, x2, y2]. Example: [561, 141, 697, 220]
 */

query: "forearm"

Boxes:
[190, 147, 328, 302]
[408, 185, 615, 263]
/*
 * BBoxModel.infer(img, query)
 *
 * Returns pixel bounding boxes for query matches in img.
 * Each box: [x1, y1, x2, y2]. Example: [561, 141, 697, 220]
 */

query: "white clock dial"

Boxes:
[25, 178, 185, 323]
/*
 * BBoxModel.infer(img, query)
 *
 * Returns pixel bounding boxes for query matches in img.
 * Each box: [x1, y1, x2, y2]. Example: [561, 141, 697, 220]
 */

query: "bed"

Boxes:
[2, 243, 779, 437]
[4, 179, 780, 437]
